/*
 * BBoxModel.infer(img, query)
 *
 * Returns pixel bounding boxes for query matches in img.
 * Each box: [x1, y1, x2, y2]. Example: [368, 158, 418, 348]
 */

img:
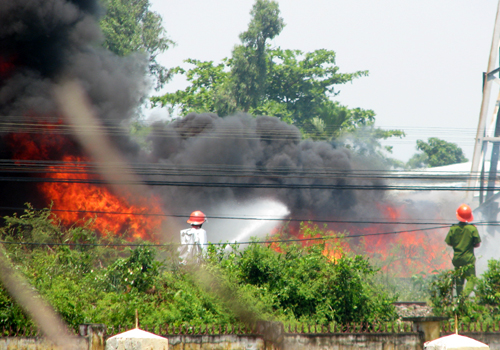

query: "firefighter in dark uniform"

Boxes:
[445, 204, 481, 296]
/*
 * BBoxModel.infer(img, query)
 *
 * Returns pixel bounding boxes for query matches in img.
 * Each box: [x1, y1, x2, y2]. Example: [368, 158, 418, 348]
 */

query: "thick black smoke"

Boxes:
[0, 0, 386, 221]
[0, 0, 147, 209]
[147, 113, 386, 219]
[0, 0, 147, 131]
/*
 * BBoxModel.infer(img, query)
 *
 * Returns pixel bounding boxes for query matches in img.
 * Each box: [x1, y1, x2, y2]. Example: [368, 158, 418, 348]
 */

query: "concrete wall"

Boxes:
[283, 333, 421, 350]
[0, 324, 105, 350]
[166, 332, 422, 350]
[1, 329, 499, 350]
[0, 337, 88, 350]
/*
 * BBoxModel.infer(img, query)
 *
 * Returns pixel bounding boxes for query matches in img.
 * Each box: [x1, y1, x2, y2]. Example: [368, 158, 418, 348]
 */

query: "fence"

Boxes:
[6, 320, 500, 337]
[102, 321, 414, 335]
[2, 321, 500, 350]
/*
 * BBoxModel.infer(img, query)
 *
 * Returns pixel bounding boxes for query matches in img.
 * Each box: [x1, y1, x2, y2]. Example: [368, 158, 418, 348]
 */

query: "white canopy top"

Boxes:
[107, 328, 167, 340]
[424, 334, 490, 350]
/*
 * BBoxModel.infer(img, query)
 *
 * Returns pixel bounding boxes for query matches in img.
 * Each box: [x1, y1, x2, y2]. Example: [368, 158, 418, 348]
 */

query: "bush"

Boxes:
[0, 207, 398, 330]
[206, 228, 397, 324]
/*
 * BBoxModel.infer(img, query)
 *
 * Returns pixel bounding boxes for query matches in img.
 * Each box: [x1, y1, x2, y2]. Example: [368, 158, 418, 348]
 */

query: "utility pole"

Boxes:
[468, 0, 500, 213]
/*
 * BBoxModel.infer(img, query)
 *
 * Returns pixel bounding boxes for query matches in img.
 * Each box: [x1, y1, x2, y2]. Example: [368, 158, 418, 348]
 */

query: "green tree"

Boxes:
[100, 0, 174, 89]
[230, 0, 285, 112]
[406, 152, 429, 169]
[151, 1, 404, 149]
[414, 137, 468, 167]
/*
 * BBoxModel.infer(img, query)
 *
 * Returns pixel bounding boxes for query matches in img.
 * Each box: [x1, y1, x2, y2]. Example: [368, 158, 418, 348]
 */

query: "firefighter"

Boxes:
[179, 210, 207, 264]
[445, 204, 481, 296]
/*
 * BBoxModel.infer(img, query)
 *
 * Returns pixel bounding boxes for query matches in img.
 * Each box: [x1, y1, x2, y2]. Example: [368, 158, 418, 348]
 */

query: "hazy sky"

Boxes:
[149, 0, 499, 162]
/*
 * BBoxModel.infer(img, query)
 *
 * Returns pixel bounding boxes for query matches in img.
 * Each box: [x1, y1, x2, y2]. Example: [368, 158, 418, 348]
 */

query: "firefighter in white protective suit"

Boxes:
[179, 210, 207, 264]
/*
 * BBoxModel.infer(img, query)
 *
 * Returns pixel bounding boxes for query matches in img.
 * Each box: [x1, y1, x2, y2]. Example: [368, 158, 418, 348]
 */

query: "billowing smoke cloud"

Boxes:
[147, 113, 386, 219]
[0, 0, 146, 133]
[0, 0, 148, 209]
[0, 0, 387, 223]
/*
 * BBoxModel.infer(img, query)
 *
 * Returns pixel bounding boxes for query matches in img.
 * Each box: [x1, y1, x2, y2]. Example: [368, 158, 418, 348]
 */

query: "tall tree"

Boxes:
[230, 0, 285, 112]
[99, 0, 174, 90]
[150, 0, 403, 149]
[414, 137, 468, 167]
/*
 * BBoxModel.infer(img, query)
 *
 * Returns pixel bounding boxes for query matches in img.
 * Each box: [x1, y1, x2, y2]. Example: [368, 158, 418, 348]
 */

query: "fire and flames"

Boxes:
[6, 123, 164, 241]
[279, 202, 452, 277]
[352, 203, 452, 276]
[4, 118, 452, 274]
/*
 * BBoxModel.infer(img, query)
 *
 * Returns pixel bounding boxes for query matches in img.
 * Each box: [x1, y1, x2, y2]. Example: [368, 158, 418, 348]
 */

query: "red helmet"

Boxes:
[456, 204, 473, 222]
[187, 210, 206, 225]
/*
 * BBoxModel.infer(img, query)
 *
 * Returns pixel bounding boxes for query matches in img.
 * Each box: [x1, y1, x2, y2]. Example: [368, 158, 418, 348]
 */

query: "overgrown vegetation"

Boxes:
[0, 207, 399, 332]
[5, 206, 500, 331]
[427, 260, 500, 326]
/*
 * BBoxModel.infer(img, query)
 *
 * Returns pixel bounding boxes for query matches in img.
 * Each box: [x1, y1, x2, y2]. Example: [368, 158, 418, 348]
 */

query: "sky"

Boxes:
[148, 0, 499, 162]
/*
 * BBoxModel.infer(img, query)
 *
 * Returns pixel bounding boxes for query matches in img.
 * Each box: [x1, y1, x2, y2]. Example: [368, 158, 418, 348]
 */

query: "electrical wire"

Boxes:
[0, 176, 488, 191]
[2, 206, 500, 228]
[0, 224, 450, 248]
[0, 118, 481, 146]
[0, 159, 489, 189]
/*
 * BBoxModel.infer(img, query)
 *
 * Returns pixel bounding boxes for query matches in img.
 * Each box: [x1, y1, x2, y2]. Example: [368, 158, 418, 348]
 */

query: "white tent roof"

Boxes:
[424, 334, 489, 350]
[107, 328, 166, 340]
[106, 328, 168, 350]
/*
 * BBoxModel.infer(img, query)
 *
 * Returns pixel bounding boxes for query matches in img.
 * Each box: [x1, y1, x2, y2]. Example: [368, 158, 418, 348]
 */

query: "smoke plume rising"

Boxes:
[0, 0, 149, 211]
[147, 113, 386, 221]
[0, 0, 388, 229]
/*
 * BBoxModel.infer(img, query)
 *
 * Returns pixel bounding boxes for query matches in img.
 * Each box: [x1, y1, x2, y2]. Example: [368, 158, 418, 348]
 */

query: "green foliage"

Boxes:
[231, 0, 285, 112]
[477, 259, 500, 306]
[0, 285, 32, 331]
[100, 0, 174, 89]
[406, 152, 429, 169]
[206, 225, 397, 325]
[428, 265, 489, 324]
[414, 137, 468, 167]
[103, 246, 160, 293]
[263, 49, 367, 128]
[0, 206, 402, 331]
[156, 59, 233, 117]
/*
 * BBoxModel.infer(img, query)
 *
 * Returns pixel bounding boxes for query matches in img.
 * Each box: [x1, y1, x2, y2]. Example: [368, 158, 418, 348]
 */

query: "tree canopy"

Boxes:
[99, 0, 174, 89]
[231, 0, 285, 112]
[150, 0, 403, 146]
[409, 137, 468, 168]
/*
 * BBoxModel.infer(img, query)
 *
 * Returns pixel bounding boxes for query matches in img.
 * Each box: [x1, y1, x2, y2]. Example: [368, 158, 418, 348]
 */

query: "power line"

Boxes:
[3, 205, 499, 227]
[0, 205, 458, 225]
[0, 224, 450, 248]
[0, 175, 487, 191]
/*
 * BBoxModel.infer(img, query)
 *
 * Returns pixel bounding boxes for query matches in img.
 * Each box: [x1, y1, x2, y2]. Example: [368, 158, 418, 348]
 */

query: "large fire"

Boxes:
[351, 203, 452, 276]
[6, 123, 164, 241]
[283, 202, 452, 277]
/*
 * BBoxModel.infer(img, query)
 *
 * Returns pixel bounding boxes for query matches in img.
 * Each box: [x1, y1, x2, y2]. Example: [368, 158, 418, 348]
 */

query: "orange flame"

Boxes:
[6, 124, 164, 241]
[277, 203, 451, 277]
